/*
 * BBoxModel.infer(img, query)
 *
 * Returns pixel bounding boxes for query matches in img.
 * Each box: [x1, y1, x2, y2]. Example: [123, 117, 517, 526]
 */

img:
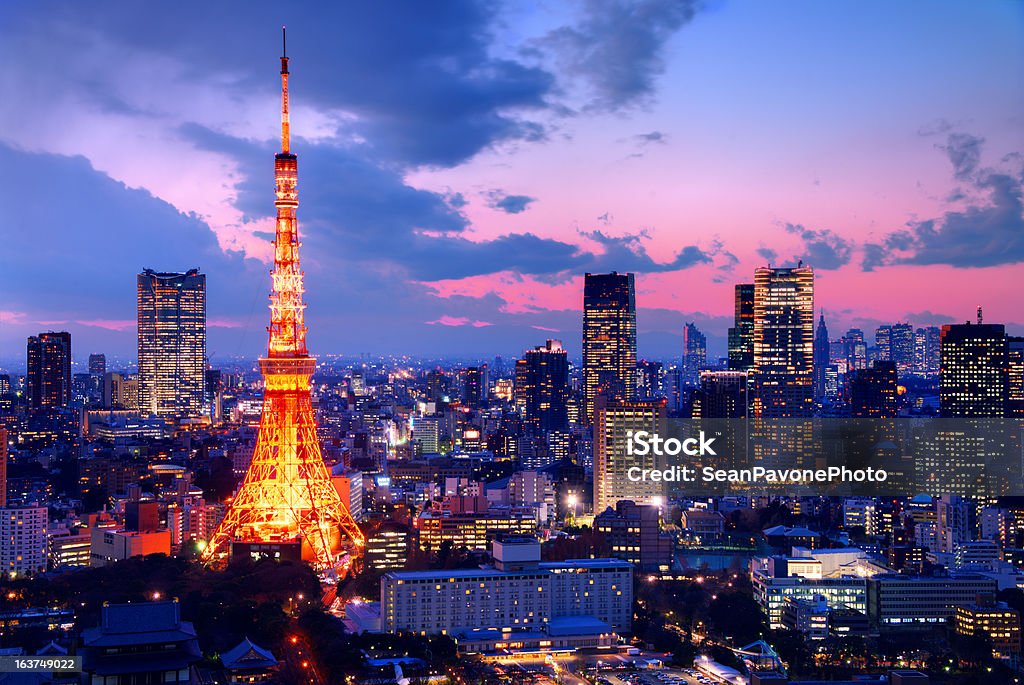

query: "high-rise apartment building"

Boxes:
[939, 321, 1007, 417]
[514, 340, 569, 433]
[752, 266, 815, 417]
[593, 397, 667, 514]
[681, 322, 707, 386]
[26, 331, 72, 408]
[728, 283, 755, 371]
[137, 269, 206, 417]
[582, 272, 637, 423]
[1, 505, 48, 578]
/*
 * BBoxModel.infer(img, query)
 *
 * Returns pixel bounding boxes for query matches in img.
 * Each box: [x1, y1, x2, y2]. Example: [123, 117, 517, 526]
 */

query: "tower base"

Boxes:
[230, 539, 303, 563]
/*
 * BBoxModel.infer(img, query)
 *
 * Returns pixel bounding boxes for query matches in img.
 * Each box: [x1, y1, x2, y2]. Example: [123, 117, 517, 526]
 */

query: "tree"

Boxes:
[706, 591, 767, 645]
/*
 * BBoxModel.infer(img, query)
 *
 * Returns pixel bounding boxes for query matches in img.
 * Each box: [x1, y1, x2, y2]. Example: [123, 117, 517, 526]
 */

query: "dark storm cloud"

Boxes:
[487, 191, 537, 214]
[862, 133, 1024, 270]
[5, 1, 554, 168]
[783, 223, 853, 270]
[540, 0, 700, 110]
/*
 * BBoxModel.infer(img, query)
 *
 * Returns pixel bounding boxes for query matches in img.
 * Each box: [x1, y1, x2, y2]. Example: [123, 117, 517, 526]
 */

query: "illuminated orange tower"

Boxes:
[204, 29, 364, 569]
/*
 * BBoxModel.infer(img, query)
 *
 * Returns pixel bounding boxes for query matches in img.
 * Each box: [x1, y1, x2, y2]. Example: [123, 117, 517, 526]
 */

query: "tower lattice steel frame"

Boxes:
[204, 30, 365, 569]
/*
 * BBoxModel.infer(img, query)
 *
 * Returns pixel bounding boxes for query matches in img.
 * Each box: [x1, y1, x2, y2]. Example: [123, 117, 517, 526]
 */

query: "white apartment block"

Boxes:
[1, 506, 48, 577]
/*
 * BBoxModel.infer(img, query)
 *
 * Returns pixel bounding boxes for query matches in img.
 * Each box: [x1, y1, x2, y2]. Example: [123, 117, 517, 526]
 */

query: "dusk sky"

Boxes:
[1, 1, 1021, 365]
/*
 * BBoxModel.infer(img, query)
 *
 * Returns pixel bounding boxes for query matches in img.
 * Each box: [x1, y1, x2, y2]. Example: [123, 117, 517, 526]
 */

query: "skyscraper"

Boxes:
[813, 313, 830, 402]
[88, 353, 106, 377]
[636, 360, 663, 399]
[728, 283, 755, 371]
[514, 340, 569, 433]
[844, 329, 867, 372]
[1008, 337, 1024, 417]
[582, 272, 637, 423]
[204, 33, 364, 569]
[26, 331, 71, 408]
[890, 323, 915, 374]
[914, 326, 941, 374]
[137, 268, 206, 417]
[940, 321, 1007, 417]
[875, 325, 892, 361]
[461, 366, 487, 408]
[593, 397, 666, 514]
[848, 361, 897, 418]
[681, 322, 707, 386]
[0, 426, 6, 508]
[752, 266, 815, 417]
[692, 371, 748, 418]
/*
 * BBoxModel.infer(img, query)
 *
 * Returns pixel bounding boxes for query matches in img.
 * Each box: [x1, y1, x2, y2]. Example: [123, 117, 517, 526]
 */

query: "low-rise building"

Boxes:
[379, 538, 632, 646]
[80, 600, 201, 685]
[594, 500, 673, 571]
[90, 528, 171, 567]
[868, 573, 998, 630]
[954, 594, 1021, 661]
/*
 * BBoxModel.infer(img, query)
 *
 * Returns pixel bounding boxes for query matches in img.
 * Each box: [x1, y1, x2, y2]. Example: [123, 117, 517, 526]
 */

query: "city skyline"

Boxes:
[1, 1, 1022, 361]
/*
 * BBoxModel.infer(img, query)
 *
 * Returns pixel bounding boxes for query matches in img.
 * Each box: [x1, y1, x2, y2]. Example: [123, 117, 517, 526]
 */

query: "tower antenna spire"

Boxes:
[280, 26, 290, 153]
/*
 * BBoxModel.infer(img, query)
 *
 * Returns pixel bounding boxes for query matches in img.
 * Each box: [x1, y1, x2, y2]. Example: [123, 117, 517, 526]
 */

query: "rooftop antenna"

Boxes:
[977, 305, 983, 325]
[280, 26, 290, 154]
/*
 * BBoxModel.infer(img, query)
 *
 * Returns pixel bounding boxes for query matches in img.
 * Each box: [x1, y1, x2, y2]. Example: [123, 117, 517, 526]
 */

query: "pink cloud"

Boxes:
[425, 316, 494, 328]
[0, 311, 28, 325]
[209, 318, 244, 329]
[74, 319, 135, 332]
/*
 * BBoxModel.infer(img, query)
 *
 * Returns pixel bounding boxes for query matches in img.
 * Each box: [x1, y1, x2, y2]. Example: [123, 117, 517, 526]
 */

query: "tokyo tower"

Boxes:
[204, 29, 365, 569]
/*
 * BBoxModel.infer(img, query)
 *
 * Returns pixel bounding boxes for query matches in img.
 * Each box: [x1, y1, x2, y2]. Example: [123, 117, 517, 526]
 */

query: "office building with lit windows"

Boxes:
[752, 266, 815, 417]
[939, 320, 1007, 417]
[955, 596, 1021, 660]
[365, 522, 411, 571]
[137, 268, 206, 417]
[515, 340, 570, 433]
[1009, 336, 1024, 417]
[692, 370, 748, 418]
[848, 361, 897, 418]
[593, 500, 673, 571]
[868, 573, 998, 630]
[593, 397, 667, 514]
[413, 505, 539, 553]
[26, 331, 72, 408]
[582, 272, 637, 423]
[728, 283, 755, 371]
